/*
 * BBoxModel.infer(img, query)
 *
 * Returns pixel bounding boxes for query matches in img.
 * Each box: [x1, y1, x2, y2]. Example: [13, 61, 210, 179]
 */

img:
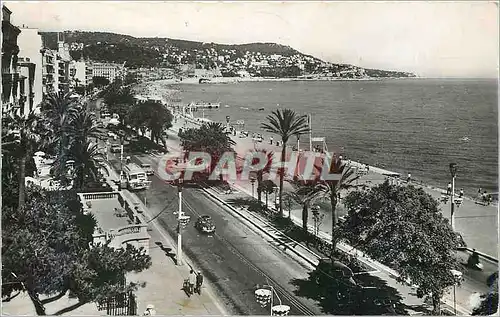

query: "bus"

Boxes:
[121, 163, 151, 190]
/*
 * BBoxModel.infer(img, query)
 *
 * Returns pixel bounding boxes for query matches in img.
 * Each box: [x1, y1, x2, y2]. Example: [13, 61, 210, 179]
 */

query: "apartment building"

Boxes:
[17, 27, 43, 111]
[2, 5, 21, 113]
[16, 56, 36, 115]
[40, 48, 56, 95]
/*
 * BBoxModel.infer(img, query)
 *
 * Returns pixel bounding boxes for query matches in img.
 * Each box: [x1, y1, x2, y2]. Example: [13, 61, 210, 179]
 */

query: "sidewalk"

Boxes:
[103, 163, 228, 316]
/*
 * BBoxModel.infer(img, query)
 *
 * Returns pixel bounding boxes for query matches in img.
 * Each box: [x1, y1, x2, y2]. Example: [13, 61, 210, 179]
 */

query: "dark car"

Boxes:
[195, 215, 216, 234]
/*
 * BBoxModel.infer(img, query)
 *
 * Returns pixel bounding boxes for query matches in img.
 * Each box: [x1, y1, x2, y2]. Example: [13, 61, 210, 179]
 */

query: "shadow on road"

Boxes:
[155, 241, 177, 265]
[291, 269, 431, 315]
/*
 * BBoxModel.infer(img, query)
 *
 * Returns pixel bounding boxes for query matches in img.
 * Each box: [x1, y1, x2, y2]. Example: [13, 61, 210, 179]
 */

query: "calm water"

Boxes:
[175, 79, 498, 196]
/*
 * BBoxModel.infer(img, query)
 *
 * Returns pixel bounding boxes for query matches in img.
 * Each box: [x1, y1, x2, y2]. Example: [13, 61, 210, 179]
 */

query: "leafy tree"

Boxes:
[340, 181, 463, 314]
[179, 122, 236, 175]
[472, 273, 498, 315]
[261, 109, 309, 216]
[2, 185, 151, 315]
[102, 84, 135, 129]
[129, 100, 173, 148]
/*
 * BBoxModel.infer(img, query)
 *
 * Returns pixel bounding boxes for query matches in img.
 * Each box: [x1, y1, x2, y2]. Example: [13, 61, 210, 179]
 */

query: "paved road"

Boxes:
[108, 152, 321, 315]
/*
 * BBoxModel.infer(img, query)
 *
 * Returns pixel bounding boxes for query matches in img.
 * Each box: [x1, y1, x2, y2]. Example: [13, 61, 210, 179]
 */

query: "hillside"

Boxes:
[39, 31, 416, 78]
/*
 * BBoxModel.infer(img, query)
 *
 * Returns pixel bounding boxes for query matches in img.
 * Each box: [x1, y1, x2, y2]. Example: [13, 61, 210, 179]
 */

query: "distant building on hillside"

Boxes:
[91, 62, 125, 82]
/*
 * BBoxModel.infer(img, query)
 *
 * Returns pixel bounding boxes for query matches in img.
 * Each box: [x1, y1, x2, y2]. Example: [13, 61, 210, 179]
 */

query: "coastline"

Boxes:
[139, 76, 419, 87]
[175, 112, 497, 206]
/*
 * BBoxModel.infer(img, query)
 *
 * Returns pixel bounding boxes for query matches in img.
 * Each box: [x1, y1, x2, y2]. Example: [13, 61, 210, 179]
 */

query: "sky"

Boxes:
[4, 1, 499, 78]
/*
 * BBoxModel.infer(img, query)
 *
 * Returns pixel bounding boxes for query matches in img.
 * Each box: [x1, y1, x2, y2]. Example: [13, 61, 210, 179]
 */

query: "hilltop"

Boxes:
[39, 31, 416, 78]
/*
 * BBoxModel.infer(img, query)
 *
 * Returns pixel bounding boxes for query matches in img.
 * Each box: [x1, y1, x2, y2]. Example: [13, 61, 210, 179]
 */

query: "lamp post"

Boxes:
[450, 269, 463, 315]
[449, 163, 458, 230]
[250, 176, 256, 198]
[273, 185, 279, 207]
[255, 284, 290, 316]
[174, 152, 191, 266]
[119, 134, 124, 189]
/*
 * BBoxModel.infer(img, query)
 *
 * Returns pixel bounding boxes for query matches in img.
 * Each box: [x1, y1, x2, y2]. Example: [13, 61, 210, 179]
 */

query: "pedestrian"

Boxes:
[407, 172, 412, 183]
[270, 136, 273, 145]
[143, 304, 156, 316]
[195, 271, 204, 295]
[447, 182, 452, 196]
[188, 270, 196, 295]
[459, 188, 464, 198]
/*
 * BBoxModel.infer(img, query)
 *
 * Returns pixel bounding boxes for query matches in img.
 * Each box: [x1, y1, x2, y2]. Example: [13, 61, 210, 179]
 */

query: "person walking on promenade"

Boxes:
[459, 188, 464, 198]
[270, 136, 273, 145]
[195, 271, 204, 295]
[143, 304, 156, 315]
[188, 270, 196, 295]
[407, 172, 412, 183]
[447, 182, 452, 196]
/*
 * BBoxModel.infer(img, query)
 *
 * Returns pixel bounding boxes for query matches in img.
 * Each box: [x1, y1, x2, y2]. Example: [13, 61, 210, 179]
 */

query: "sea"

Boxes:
[174, 78, 498, 197]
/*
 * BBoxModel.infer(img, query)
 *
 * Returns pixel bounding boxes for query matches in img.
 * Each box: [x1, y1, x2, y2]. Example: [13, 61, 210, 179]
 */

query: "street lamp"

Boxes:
[449, 163, 458, 230]
[250, 176, 256, 198]
[273, 185, 279, 207]
[255, 284, 290, 316]
[172, 152, 194, 266]
[450, 269, 463, 315]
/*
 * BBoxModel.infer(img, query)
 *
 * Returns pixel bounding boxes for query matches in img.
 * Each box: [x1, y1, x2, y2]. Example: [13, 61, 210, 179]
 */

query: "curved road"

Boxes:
[109, 152, 322, 315]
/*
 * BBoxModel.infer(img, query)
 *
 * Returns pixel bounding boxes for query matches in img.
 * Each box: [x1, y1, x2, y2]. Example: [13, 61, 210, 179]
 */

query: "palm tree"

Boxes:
[40, 92, 79, 158]
[249, 149, 274, 203]
[68, 106, 106, 146]
[70, 140, 107, 190]
[305, 156, 360, 254]
[2, 109, 44, 211]
[261, 109, 309, 216]
[288, 180, 317, 233]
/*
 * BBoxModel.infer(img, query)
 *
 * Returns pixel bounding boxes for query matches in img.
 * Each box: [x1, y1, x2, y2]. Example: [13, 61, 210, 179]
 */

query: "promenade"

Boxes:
[161, 117, 488, 314]
[171, 113, 498, 260]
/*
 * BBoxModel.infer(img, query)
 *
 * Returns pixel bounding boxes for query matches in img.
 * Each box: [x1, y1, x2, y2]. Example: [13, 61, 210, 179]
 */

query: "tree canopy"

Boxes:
[340, 181, 462, 314]
[2, 185, 151, 315]
[179, 122, 236, 174]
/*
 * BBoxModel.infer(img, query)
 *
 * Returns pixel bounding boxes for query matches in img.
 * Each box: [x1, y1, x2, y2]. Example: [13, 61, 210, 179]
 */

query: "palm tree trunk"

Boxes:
[18, 155, 27, 211]
[279, 143, 286, 217]
[330, 194, 338, 258]
[257, 172, 263, 202]
[302, 203, 309, 233]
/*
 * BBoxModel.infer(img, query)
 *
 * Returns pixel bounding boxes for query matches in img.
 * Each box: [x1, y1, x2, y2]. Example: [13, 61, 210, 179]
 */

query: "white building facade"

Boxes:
[17, 27, 43, 110]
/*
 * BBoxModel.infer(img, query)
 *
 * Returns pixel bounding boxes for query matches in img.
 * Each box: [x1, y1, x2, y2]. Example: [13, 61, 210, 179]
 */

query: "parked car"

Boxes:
[194, 215, 216, 234]
[141, 163, 154, 176]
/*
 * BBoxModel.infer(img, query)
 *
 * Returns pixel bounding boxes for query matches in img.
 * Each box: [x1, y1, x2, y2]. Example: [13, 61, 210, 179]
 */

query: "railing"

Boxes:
[80, 191, 118, 200]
